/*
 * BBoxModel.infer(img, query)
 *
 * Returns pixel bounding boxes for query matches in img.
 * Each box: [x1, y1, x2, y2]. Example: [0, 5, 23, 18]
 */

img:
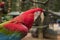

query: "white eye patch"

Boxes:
[34, 11, 41, 21]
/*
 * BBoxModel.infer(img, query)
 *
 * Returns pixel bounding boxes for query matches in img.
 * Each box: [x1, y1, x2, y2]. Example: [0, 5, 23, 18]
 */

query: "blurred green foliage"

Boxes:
[2, 0, 60, 12]
[53, 0, 60, 12]
[11, 0, 17, 11]
[20, 0, 33, 11]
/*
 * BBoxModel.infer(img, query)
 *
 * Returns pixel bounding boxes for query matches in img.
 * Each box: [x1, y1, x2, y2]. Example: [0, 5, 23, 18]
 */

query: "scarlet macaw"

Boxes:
[0, 8, 44, 40]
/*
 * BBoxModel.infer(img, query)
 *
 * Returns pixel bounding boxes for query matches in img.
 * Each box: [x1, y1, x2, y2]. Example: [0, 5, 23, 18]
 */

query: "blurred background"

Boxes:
[0, 0, 60, 40]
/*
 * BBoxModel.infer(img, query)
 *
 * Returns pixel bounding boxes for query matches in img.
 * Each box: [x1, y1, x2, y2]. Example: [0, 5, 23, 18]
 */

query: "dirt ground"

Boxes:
[21, 33, 41, 40]
[21, 33, 59, 40]
[21, 33, 51, 40]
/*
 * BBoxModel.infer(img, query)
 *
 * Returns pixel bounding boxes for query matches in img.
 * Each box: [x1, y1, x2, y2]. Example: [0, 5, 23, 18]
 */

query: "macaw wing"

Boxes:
[3, 23, 28, 34]
[0, 22, 28, 40]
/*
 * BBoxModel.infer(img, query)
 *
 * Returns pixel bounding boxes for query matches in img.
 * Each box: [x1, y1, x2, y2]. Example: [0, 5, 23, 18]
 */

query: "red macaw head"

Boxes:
[19, 8, 43, 30]
[11, 8, 43, 30]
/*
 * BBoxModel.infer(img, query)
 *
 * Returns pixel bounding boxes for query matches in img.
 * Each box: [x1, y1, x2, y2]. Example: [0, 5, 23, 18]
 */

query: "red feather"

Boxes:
[4, 23, 28, 33]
